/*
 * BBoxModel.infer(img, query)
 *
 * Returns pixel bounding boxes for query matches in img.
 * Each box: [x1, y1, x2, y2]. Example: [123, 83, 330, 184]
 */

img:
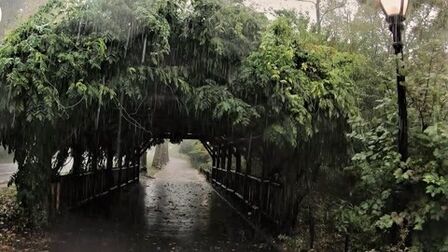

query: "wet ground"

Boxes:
[50, 156, 272, 252]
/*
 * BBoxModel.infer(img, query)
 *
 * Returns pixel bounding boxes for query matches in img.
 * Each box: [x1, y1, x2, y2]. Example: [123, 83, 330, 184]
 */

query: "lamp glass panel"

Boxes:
[402, 0, 409, 16]
[380, 0, 408, 16]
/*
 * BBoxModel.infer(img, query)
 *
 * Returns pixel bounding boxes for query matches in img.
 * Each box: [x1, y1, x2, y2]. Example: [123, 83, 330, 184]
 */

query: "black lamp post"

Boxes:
[380, 0, 409, 162]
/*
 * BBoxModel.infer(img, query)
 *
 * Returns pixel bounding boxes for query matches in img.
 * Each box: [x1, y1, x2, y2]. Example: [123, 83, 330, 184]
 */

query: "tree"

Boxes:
[296, 0, 348, 33]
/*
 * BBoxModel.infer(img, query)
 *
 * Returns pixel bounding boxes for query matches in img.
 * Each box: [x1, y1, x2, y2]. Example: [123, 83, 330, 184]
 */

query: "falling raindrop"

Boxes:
[142, 34, 148, 64]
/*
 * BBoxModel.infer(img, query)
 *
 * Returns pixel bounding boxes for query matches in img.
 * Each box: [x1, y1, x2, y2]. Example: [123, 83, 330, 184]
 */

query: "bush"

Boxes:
[339, 121, 448, 251]
[179, 140, 211, 172]
[0, 187, 49, 250]
[0, 187, 29, 231]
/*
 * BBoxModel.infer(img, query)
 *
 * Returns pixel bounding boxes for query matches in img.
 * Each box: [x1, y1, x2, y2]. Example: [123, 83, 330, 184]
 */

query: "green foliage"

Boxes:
[179, 140, 211, 173]
[339, 98, 448, 250]
[0, 187, 28, 231]
[0, 0, 269, 225]
[238, 17, 358, 147]
[306, 1, 448, 250]
[0, 1, 393, 247]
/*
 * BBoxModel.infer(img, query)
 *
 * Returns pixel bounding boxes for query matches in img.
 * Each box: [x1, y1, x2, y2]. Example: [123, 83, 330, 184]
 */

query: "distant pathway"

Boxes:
[0, 163, 17, 186]
[50, 156, 271, 251]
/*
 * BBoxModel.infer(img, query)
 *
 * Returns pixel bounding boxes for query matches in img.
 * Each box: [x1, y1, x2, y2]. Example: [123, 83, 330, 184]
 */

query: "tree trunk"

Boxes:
[316, 0, 321, 34]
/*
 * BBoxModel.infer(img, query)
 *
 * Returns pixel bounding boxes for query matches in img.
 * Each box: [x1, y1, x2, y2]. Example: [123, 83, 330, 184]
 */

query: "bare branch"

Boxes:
[321, 1, 347, 20]
[296, 0, 317, 4]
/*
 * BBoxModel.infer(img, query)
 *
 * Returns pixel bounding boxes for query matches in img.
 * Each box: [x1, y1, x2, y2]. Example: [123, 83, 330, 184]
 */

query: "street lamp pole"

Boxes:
[380, 0, 411, 246]
[390, 15, 408, 162]
[380, 0, 409, 162]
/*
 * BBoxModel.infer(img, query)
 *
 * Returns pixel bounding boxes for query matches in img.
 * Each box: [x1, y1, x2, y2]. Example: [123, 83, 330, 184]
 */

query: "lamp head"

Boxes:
[380, 0, 409, 22]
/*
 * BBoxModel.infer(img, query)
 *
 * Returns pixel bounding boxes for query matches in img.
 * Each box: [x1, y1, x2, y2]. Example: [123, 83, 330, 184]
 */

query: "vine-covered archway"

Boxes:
[0, 0, 358, 229]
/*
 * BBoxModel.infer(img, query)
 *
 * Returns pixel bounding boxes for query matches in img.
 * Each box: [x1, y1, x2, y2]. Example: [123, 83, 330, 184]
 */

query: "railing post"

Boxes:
[124, 156, 130, 184]
[215, 147, 220, 169]
[106, 149, 114, 189]
[235, 149, 242, 195]
[135, 156, 140, 182]
[244, 153, 252, 201]
[235, 149, 241, 173]
[220, 145, 226, 185]
[226, 146, 233, 189]
[220, 145, 226, 173]
[259, 161, 267, 216]
[212, 152, 217, 168]
[117, 155, 123, 188]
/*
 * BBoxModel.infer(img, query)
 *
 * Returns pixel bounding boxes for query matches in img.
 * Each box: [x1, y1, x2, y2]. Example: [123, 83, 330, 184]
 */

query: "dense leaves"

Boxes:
[238, 17, 358, 147]
[0, 0, 356, 228]
[1, 0, 446, 250]
[322, 0, 448, 250]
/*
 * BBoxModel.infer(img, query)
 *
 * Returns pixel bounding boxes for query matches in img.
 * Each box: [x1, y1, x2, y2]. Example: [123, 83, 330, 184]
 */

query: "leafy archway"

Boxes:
[0, 0, 358, 228]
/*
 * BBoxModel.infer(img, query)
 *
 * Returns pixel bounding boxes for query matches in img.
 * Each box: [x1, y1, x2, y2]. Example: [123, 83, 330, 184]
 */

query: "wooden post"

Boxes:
[50, 183, 56, 216]
[106, 148, 114, 189]
[244, 150, 252, 201]
[125, 155, 131, 183]
[259, 147, 269, 215]
[220, 145, 226, 172]
[136, 155, 140, 182]
[140, 150, 147, 172]
[235, 149, 241, 173]
[245, 133, 253, 202]
[56, 182, 60, 212]
[212, 146, 218, 183]
[222, 145, 227, 185]
[216, 146, 220, 169]
[212, 149, 217, 167]
[116, 91, 124, 189]
[117, 155, 123, 188]
[235, 149, 242, 195]
[209, 146, 216, 181]
[226, 146, 233, 189]
[72, 145, 83, 175]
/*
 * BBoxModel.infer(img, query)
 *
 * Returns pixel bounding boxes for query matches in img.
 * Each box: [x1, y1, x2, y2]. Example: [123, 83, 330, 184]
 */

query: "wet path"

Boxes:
[0, 163, 17, 186]
[50, 156, 271, 251]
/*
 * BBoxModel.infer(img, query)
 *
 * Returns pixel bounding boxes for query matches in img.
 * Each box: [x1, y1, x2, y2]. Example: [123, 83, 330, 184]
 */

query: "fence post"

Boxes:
[226, 146, 233, 189]
[220, 145, 226, 186]
[244, 153, 252, 201]
[117, 155, 123, 188]
[106, 149, 114, 189]
[135, 156, 140, 182]
[235, 149, 241, 173]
